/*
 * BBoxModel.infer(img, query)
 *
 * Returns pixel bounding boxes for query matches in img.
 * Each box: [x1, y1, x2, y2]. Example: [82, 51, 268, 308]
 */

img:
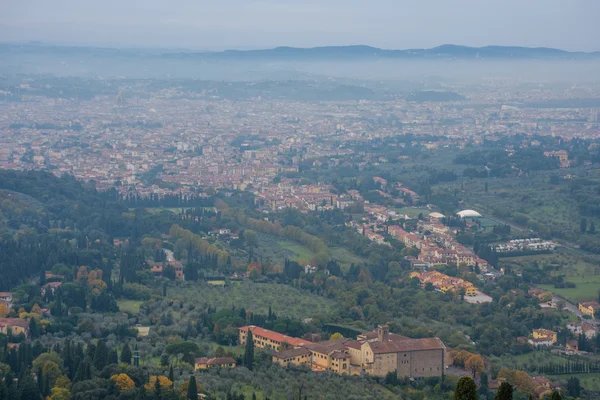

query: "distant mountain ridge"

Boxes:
[214, 44, 598, 60]
[1, 42, 599, 60]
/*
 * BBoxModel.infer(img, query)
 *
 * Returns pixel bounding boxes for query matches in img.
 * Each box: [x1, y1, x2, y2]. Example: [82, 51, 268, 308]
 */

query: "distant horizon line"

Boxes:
[3, 40, 599, 54]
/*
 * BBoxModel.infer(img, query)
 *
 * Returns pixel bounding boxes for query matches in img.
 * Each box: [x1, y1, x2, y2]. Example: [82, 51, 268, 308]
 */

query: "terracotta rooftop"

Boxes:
[272, 347, 311, 359]
[195, 357, 236, 366]
[239, 326, 313, 347]
[369, 337, 445, 354]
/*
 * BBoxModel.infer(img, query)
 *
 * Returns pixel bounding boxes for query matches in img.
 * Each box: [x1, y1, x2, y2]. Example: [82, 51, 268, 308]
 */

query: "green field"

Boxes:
[553, 373, 600, 391]
[500, 251, 600, 302]
[330, 247, 368, 270]
[117, 299, 143, 314]
[538, 276, 600, 302]
[277, 240, 314, 262]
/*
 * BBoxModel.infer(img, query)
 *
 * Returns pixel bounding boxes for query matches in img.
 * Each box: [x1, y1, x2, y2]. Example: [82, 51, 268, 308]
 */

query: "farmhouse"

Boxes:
[194, 357, 236, 370]
[579, 301, 600, 319]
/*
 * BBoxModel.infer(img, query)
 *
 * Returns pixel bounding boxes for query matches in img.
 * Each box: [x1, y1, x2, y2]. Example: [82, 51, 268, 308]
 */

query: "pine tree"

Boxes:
[494, 382, 513, 400]
[244, 330, 254, 371]
[455, 376, 477, 400]
[121, 343, 132, 365]
[187, 376, 198, 400]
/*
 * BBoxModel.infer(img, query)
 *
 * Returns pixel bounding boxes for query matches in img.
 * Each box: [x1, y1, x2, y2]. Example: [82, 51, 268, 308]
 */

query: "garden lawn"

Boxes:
[117, 299, 143, 314]
[277, 240, 314, 262]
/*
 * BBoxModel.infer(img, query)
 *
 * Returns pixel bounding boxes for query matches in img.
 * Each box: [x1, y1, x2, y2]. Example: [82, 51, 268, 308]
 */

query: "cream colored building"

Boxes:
[271, 325, 446, 379]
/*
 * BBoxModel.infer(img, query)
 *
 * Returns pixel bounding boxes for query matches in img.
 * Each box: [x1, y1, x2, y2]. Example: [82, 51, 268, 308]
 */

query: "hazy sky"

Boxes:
[2, 0, 599, 51]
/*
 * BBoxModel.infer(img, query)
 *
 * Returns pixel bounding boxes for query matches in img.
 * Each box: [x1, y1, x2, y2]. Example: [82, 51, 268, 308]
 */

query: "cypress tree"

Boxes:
[108, 349, 118, 365]
[168, 365, 174, 385]
[244, 330, 254, 371]
[93, 340, 108, 371]
[187, 376, 198, 400]
[17, 370, 39, 400]
[121, 343, 132, 365]
[455, 376, 477, 400]
[494, 382, 513, 400]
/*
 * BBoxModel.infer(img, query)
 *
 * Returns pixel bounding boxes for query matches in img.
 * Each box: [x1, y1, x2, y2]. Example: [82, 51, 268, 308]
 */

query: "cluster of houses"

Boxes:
[239, 325, 447, 379]
[348, 207, 492, 276]
[409, 271, 478, 297]
[494, 238, 557, 254]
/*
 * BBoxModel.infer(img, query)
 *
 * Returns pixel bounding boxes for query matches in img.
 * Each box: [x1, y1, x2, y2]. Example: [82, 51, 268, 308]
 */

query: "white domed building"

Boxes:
[456, 210, 482, 219]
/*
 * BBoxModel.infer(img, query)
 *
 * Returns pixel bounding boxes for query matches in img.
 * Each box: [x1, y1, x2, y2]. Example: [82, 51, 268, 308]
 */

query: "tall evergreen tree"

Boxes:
[479, 372, 489, 398]
[108, 349, 118, 365]
[187, 376, 198, 400]
[93, 340, 108, 371]
[494, 382, 513, 400]
[17, 370, 39, 400]
[121, 343, 132, 365]
[168, 365, 174, 386]
[455, 376, 477, 400]
[244, 330, 254, 371]
[567, 377, 581, 398]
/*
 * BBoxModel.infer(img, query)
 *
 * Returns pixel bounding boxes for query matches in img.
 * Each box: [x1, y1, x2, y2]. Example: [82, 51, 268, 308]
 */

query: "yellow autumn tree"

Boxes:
[76, 266, 88, 281]
[43, 361, 62, 388]
[111, 373, 136, 392]
[465, 354, 485, 377]
[144, 376, 172, 391]
[498, 368, 536, 395]
[48, 387, 70, 400]
[330, 332, 344, 340]
[0, 304, 8, 318]
[31, 304, 43, 316]
[54, 375, 71, 389]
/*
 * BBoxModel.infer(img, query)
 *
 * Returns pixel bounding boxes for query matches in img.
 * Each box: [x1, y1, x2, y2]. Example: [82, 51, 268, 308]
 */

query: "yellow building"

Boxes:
[579, 302, 600, 319]
[532, 329, 557, 345]
[272, 348, 311, 367]
[239, 326, 312, 352]
[465, 286, 477, 297]
[194, 357, 236, 370]
[304, 339, 351, 374]
[0, 318, 29, 338]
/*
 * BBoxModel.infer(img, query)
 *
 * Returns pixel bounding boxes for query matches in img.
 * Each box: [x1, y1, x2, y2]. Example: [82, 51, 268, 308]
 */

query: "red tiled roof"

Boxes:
[239, 326, 313, 347]
[272, 347, 311, 359]
[370, 337, 445, 354]
[195, 357, 236, 366]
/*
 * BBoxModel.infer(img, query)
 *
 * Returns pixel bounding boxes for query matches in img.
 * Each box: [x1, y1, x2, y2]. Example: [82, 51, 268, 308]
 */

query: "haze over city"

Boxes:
[2, 0, 600, 50]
